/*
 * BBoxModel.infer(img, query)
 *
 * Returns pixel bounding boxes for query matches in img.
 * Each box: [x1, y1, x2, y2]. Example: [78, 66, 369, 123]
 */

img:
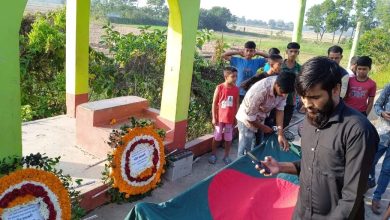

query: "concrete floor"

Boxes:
[21, 112, 389, 220]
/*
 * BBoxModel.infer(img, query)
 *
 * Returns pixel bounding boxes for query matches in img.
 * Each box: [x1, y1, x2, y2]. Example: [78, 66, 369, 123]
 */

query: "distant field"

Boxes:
[211, 31, 351, 67]
[90, 21, 387, 88]
[24, 1, 64, 14]
[108, 23, 351, 65]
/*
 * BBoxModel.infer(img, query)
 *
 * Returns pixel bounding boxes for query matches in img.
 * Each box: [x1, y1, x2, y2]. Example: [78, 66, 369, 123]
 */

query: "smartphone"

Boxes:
[246, 152, 271, 175]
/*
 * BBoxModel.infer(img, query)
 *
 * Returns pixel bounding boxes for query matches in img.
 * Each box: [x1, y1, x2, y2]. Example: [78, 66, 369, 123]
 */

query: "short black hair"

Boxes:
[350, 56, 359, 65]
[244, 41, 256, 49]
[296, 56, 341, 97]
[269, 54, 283, 61]
[327, 45, 343, 55]
[268, 47, 280, 55]
[276, 71, 296, 94]
[356, 56, 372, 69]
[223, 66, 237, 77]
[287, 42, 300, 50]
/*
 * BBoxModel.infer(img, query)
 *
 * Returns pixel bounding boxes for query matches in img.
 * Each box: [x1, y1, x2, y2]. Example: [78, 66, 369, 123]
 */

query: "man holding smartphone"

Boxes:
[257, 57, 379, 219]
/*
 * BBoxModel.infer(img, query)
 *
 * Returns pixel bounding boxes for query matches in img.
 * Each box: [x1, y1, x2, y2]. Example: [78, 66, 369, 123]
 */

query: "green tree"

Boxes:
[355, 0, 377, 30]
[91, 0, 137, 20]
[376, 0, 390, 30]
[358, 28, 390, 68]
[305, 4, 326, 41]
[198, 7, 235, 31]
[146, 0, 166, 17]
[268, 19, 276, 29]
[348, 14, 357, 39]
[322, 0, 340, 43]
[147, 0, 164, 8]
[335, 0, 353, 43]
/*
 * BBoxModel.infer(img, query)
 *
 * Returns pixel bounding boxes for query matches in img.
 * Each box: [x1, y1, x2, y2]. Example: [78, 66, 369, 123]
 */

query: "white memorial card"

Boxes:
[3, 203, 44, 220]
[130, 144, 153, 176]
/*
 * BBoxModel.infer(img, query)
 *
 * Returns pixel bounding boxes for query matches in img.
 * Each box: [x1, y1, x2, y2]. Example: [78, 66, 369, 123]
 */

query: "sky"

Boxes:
[138, 0, 325, 23]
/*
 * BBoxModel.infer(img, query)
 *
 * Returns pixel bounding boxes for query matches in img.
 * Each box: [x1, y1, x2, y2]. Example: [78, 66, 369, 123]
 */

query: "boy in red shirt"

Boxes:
[344, 56, 376, 116]
[209, 67, 239, 165]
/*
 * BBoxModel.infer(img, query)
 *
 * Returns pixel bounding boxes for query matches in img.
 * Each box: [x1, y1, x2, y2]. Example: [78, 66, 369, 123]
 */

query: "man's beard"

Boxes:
[306, 98, 334, 128]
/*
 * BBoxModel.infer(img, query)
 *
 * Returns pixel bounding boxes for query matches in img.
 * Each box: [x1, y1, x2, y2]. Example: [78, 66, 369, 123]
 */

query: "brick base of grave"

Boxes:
[75, 96, 219, 211]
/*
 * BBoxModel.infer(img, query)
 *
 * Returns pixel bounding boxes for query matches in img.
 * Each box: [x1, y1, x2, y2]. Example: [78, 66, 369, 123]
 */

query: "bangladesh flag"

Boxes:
[126, 134, 301, 220]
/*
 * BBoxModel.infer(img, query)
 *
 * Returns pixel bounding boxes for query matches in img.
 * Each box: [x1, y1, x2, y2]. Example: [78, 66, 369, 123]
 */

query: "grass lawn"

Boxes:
[371, 65, 390, 89]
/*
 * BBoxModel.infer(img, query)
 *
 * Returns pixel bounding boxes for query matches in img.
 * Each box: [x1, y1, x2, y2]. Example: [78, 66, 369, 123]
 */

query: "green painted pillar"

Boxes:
[159, 0, 200, 149]
[66, 0, 90, 117]
[0, 1, 27, 159]
[292, 0, 307, 43]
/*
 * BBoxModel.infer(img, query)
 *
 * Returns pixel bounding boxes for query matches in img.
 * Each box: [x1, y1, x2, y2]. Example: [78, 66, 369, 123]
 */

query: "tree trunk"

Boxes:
[316, 32, 319, 41]
[332, 32, 336, 43]
[337, 30, 344, 44]
[320, 30, 325, 41]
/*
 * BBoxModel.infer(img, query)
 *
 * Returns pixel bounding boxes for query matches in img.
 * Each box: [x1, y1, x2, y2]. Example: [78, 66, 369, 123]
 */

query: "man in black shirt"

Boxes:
[256, 57, 379, 219]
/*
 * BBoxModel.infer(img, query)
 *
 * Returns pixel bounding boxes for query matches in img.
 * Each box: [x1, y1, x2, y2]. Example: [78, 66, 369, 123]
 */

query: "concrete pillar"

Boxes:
[0, 1, 27, 159]
[159, 0, 200, 149]
[348, 21, 362, 69]
[66, 0, 90, 117]
[292, 0, 307, 43]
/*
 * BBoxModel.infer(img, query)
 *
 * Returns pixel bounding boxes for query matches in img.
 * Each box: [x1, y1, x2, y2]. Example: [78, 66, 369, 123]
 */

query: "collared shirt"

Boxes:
[236, 76, 286, 131]
[281, 60, 301, 106]
[292, 101, 379, 220]
[240, 72, 271, 92]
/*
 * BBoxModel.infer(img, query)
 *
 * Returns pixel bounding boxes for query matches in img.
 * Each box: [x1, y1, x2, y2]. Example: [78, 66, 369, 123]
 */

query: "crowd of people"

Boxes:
[207, 40, 390, 219]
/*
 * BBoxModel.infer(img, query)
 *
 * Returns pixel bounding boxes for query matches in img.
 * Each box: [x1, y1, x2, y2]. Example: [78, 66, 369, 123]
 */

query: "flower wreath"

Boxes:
[110, 126, 166, 197]
[0, 169, 71, 220]
[0, 154, 84, 220]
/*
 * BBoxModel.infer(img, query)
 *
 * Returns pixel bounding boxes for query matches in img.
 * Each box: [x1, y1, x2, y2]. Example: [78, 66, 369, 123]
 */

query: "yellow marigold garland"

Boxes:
[0, 168, 71, 219]
[110, 126, 165, 197]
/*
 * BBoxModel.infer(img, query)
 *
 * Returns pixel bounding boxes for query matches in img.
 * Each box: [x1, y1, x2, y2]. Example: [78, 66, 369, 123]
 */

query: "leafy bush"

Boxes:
[91, 24, 221, 140]
[20, 9, 66, 119]
[358, 28, 390, 89]
[21, 105, 35, 122]
[90, 25, 166, 108]
[358, 28, 390, 69]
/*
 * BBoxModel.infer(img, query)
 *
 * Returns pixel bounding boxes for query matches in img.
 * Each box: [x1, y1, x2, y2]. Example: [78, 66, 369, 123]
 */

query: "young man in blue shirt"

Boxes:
[223, 41, 268, 102]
